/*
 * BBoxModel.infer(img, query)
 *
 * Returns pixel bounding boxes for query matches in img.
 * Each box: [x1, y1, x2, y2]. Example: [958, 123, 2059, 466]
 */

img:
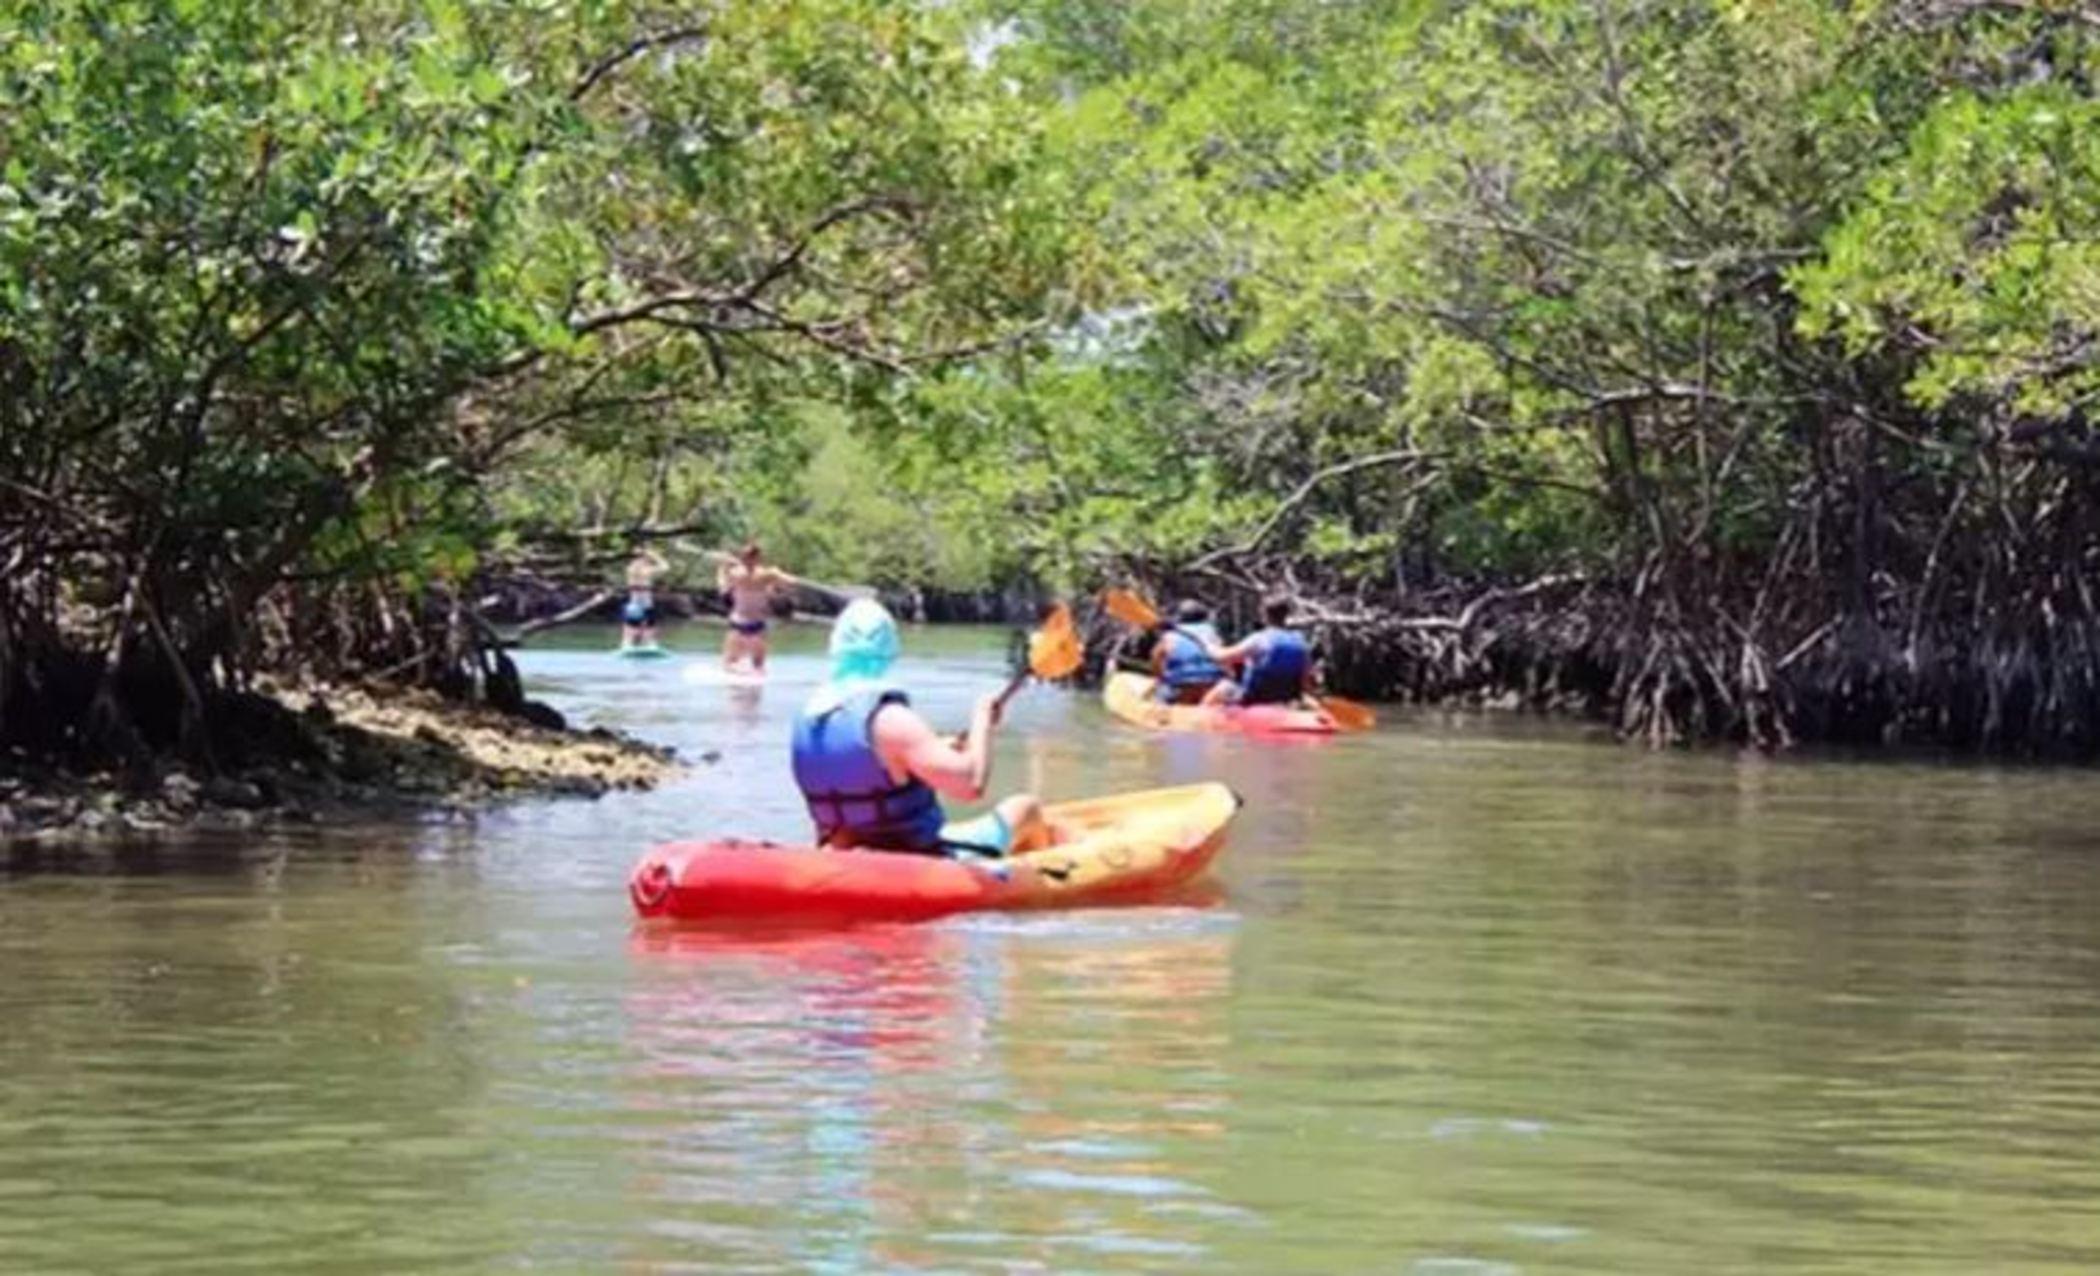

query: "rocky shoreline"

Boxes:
[0, 681, 681, 845]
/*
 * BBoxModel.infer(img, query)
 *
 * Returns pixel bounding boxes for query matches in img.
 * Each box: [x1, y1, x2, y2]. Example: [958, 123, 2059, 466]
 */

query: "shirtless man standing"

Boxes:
[715, 541, 797, 673]
[620, 548, 668, 650]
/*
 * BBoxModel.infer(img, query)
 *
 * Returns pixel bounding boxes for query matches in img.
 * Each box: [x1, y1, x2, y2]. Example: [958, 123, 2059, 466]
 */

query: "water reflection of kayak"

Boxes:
[628, 783, 1240, 925]
[1103, 672, 1342, 736]
[619, 913, 1239, 1266]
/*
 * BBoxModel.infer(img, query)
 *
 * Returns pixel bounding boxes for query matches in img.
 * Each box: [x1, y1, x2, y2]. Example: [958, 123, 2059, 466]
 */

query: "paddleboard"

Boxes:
[682, 663, 767, 687]
[614, 643, 674, 660]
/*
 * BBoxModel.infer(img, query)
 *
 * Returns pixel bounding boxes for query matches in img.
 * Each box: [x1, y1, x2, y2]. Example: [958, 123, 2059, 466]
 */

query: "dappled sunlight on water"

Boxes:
[6, 625, 2100, 1271]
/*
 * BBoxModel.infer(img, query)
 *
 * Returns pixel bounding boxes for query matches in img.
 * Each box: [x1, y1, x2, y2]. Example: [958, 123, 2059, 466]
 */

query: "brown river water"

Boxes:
[5, 625, 2100, 1273]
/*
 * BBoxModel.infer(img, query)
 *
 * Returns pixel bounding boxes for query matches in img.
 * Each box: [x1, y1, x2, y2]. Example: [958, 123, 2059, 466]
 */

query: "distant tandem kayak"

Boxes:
[628, 782, 1240, 925]
[1103, 671, 1344, 736]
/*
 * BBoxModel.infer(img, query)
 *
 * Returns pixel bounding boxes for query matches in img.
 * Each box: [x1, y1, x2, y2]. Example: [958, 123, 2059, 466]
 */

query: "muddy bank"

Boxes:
[0, 681, 680, 845]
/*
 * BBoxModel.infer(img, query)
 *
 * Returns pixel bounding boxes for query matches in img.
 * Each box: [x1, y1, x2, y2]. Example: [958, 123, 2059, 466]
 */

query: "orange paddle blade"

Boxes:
[1027, 602, 1084, 680]
[1101, 588, 1160, 630]
[1320, 696, 1377, 730]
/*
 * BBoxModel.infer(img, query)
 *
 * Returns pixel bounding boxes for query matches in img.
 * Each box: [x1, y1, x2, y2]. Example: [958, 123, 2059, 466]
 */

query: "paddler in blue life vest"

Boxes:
[1201, 594, 1315, 707]
[1150, 598, 1227, 704]
[791, 599, 1051, 857]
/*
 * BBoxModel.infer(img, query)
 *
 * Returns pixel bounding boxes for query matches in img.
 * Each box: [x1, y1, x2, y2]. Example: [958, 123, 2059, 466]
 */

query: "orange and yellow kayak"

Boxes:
[1104, 671, 1345, 736]
[628, 782, 1240, 925]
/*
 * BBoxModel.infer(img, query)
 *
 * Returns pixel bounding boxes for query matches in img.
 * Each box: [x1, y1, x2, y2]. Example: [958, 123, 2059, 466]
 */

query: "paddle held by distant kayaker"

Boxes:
[791, 599, 1050, 858]
[716, 541, 795, 673]
[1202, 594, 1314, 707]
[1150, 597, 1227, 704]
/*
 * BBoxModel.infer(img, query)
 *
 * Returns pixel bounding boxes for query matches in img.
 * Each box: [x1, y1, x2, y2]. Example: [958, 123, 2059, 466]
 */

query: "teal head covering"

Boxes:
[826, 598, 901, 684]
[805, 599, 902, 715]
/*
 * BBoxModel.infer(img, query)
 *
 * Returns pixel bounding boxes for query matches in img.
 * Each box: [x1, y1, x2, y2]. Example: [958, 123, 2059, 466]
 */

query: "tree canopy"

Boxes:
[0, 0, 1062, 763]
[7, 0, 2100, 760]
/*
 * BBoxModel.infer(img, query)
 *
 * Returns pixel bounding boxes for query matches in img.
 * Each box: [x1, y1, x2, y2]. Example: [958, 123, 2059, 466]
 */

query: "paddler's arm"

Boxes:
[1206, 636, 1257, 668]
[872, 697, 1001, 802]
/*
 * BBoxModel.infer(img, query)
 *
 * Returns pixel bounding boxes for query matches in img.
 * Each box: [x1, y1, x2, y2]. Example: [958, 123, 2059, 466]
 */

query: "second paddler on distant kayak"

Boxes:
[1199, 593, 1315, 708]
[1148, 593, 1315, 709]
[791, 599, 1051, 858]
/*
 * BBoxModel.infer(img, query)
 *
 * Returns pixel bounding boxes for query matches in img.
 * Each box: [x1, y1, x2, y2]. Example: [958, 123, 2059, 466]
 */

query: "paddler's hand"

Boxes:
[974, 690, 1005, 731]
[951, 695, 1003, 753]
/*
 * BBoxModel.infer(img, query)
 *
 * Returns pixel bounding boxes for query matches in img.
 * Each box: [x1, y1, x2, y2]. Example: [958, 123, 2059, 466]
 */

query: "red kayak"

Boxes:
[629, 783, 1239, 925]
[1104, 672, 1343, 736]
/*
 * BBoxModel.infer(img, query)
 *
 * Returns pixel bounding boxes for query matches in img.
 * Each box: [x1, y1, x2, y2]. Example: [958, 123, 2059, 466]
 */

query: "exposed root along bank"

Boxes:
[1093, 567, 2100, 760]
[0, 680, 680, 844]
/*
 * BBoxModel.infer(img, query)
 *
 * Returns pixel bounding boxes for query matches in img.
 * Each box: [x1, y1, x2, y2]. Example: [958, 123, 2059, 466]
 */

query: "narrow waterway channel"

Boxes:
[5, 625, 2100, 1273]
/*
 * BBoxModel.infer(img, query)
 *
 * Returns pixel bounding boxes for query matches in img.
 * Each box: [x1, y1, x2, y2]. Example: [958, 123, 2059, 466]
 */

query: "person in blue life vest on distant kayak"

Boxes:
[791, 599, 1052, 858]
[619, 547, 668, 650]
[1200, 594, 1315, 708]
[1150, 598, 1227, 704]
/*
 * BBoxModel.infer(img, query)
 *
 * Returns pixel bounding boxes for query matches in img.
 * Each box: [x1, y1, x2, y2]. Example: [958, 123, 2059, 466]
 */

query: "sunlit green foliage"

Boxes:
[821, 0, 2100, 748]
[9, 0, 2100, 757]
[0, 0, 1062, 758]
[899, 0, 2100, 594]
[1797, 84, 2100, 416]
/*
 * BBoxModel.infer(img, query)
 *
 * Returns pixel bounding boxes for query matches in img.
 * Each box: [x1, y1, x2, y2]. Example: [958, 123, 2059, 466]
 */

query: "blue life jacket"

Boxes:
[790, 683, 946, 852]
[1239, 628, 1311, 705]
[1159, 622, 1224, 689]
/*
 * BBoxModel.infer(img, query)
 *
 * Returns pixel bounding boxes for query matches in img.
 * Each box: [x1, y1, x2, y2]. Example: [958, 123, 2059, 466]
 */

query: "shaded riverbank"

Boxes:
[1, 680, 678, 846]
[1105, 566, 2100, 761]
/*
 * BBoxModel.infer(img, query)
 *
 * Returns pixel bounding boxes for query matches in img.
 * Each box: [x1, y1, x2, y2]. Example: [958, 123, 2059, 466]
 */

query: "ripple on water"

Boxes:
[1428, 1116, 1553, 1141]
[1011, 1167, 1208, 1198]
[1410, 1260, 1522, 1276]
[1503, 1221, 1588, 1243]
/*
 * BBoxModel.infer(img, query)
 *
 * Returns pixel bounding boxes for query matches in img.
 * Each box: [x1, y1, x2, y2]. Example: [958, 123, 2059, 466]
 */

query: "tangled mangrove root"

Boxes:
[1085, 564, 2100, 759]
[0, 572, 556, 786]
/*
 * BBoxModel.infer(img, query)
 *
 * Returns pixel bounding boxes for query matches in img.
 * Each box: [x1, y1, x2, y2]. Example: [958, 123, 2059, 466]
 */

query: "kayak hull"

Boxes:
[629, 782, 1240, 924]
[1104, 672, 1342, 736]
